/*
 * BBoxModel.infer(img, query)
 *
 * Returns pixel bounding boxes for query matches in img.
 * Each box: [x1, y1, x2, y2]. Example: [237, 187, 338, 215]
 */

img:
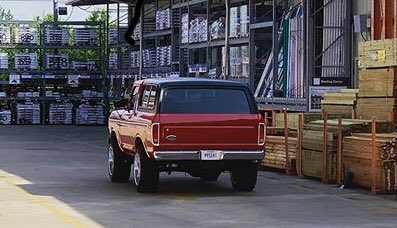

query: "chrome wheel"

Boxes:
[108, 146, 114, 176]
[133, 153, 141, 185]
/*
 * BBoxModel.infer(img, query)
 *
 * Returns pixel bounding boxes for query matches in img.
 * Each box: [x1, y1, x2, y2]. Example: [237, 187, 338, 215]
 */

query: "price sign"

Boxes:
[15, 53, 38, 70]
[0, 27, 11, 44]
[68, 75, 79, 85]
[46, 54, 69, 70]
[14, 28, 37, 44]
[9, 74, 21, 84]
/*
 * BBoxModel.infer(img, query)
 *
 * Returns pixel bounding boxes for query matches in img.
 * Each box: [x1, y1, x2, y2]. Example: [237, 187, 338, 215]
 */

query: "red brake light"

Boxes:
[151, 123, 160, 146]
[258, 123, 266, 146]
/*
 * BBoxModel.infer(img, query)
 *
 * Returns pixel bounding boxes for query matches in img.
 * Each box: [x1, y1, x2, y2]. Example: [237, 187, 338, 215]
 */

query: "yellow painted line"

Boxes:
[2, 178, 87, 228]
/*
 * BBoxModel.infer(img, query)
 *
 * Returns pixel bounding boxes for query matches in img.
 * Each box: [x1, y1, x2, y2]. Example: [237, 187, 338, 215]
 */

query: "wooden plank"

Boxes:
[323, 112, 328, 183]
[358, 68, 397, 97]
[337, 117, 342, 186]
[357, 97, 397, 122]
[371, 118, 377, 195]
[284, 110, 290, 175]
[297, 114, 304, 178]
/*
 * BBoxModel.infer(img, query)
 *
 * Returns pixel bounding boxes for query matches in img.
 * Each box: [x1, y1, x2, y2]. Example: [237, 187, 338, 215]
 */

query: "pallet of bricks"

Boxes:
[357, 38, 397, 122]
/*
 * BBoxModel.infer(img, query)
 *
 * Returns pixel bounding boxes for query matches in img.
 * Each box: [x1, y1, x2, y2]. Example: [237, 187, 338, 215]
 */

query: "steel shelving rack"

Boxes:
[0, 20, 107, 125]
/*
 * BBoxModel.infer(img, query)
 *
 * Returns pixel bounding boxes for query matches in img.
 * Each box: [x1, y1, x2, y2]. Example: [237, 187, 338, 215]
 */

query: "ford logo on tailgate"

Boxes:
[165, 135, 177, 141]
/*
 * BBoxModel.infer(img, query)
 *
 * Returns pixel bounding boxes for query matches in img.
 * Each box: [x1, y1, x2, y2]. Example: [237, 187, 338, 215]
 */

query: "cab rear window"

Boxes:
[160, 87, 253, 114]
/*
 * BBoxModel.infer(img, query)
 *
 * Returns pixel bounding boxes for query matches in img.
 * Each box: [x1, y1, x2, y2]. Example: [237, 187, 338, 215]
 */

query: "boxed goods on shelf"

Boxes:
[181, 14, 189, 44]
[74, 28, 98, 46]
[71, 60, 97, 71]
[188, 64, 207, 73]
[0, 53, 8, 69]
[49, 103, 73, 125]
[210, 17, 225, 40]
[13, 27, 38, 44]
[131, 51, 140, 68]
[44, 28, 68, 45]
[0, 110, 11, 125]
[229, 7, 240, 38]
[156, 9, 171, 30]
[142, 49, 157, 68]
[0, 27, 11, 44]
[108, 28, 118, 44]
[358, 39, 397, 69]
[109, 53, 118, 70]
[44, 54, 69, 70]
[16, 103, 40, 124]
[76, 104, 105, 125]
[241, 45, 249, 77]
[229, 46, 242, 78]
[156, 46, 172, 66]
[14, 53, 38, 70]
[189, 17, 208, 43]
[240, 5, 249, 37]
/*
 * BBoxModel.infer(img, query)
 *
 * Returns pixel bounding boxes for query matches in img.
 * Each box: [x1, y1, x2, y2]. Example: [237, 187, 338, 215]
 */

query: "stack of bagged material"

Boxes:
[229, 5, 249, 38]
[210, 17, 225, 40]
[181, 14, 189, 44]
[189, 17, 208, 43]
[130, 51, 140, 68]
[44, 28, 68, 45]
[156, 46, 172, 66]
[109, 53, 118, 70]
[343, 133, 397, 191]
[13, 27, 38, 44]
[0, 27, 11, 44]
[230, 46, 249, 78]
[16, 103, 40, 124]
[142, 49, 156, 67]
[156, 9, 171, 30]
[49, 103, 73, 125]
[0, 110, 11, 125]
[321, 89, 358, 116]
[74, 28, 98, 46]
[262, 135, 298, 171]
[0, 53, 8, 69]
[76, 104, 105, 125]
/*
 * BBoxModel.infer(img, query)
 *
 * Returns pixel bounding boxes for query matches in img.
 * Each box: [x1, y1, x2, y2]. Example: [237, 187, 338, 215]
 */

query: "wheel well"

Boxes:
[109, 131, 117, 144]
[135, 137, 144, 150]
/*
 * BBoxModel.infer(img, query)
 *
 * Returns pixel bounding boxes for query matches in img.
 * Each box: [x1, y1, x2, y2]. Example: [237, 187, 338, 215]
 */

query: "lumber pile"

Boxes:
[274, 112, 351, 130]
[262, 136, 298, 171]
[343, 133, 397, 191]
[302, 119, 394, 181]
[321, 89, 358, 116]
[356, 64, 397, 122]
[358, 39, 397, 69]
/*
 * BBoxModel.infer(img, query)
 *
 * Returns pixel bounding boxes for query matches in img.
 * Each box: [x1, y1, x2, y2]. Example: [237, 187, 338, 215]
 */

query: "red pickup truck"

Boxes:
[108, 78, 265, 193]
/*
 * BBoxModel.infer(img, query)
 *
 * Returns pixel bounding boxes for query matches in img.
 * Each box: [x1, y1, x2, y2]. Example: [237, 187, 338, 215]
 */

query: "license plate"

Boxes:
[200, 150, 223, 160]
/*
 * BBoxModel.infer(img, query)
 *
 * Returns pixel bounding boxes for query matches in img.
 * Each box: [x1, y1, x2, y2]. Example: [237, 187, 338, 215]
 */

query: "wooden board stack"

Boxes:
[343, 133, 397, 191]
[321, 89, 358, 116]
[357, 68, 397, 121]
[358, 39, 397, 69]
[262, 136, 298, 171]
[302, 119, 394, 182]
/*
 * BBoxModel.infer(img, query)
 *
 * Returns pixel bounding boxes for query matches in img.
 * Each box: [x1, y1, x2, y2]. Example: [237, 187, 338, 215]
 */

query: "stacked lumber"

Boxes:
[274, 112, 352, 130]
[343, 133, 397, 191]
[358, 39, 397, 69]
[321, 89, 358, 116]
[302, 119, 394, 181]
[262, 136, 298, 171]
[356, 68, 397, 122]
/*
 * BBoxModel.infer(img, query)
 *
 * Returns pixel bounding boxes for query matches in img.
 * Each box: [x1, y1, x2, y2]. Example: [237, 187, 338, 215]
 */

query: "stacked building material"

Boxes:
[321, 89, 358, 116]
[343, 133, 397, 191]
[13, 27, 38, 44]
[0, 53, 8, 69]
[156, 46, 172, 66]
[230, 46, 249, 78]
[131, 51, 140, 68]
[262, 135, 298, 171]
[302, 119, 393, 181]
[48, 103, 73, 125]
[229, 5, 249, 38]
[0, 110, 11, 125]
[181, 14, 189, 44]
[210, 17, 225, 40]
[44, 28, 68, 45]
[356, 68, 397, 121]
[108, 53, 118, 70]
[108, 28, 119, 44]
[14, 53, 38, 70]
[156, 9, 171, 30]
[76, 104, 105, 125]
[44, 54, 69, 70]
[16, 103, 40, 124]
[73, 28, 98, 46]
[189, 17, 208, 43]
[142, 49, 156, 67]
[239, 5, 249, 37]
[0, 27, 11, 44]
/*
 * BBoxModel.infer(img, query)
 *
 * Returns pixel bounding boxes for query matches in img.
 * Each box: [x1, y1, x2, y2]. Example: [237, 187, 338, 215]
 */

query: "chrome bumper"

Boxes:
[153, 150, 264, 161]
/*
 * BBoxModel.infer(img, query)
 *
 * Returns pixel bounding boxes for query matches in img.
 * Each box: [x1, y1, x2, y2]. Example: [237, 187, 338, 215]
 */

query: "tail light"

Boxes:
[151, 123, 160, 146]
[258, 123, 266, 146]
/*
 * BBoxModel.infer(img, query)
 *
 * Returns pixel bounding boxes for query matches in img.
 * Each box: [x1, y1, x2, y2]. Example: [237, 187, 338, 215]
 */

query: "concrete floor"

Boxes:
[0, 126, 397, 227]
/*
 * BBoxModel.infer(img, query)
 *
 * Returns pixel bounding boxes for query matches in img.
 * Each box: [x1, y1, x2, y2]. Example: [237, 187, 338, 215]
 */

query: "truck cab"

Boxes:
[108, 78, 265, 193]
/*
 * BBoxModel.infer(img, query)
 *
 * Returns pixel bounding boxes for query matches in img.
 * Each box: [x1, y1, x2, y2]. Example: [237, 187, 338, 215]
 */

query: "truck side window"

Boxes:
[139, 85, 157, 110]
[129, 86, 139, 110]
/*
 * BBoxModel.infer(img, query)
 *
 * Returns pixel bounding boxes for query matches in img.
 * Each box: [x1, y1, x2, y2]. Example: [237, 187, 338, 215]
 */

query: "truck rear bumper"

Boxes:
[153, 150, 264, 161]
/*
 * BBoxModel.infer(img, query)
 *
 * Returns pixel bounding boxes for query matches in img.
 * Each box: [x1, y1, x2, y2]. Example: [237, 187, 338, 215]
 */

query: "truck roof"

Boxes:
[136, 78, 248, 88]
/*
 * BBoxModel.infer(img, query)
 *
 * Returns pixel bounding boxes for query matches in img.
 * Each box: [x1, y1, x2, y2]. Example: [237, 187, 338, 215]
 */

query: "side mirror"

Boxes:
[114, 98, 127, 109]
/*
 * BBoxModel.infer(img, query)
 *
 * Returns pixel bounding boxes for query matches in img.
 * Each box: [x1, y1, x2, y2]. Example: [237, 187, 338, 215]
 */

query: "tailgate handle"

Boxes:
[165, 135, 177, 141]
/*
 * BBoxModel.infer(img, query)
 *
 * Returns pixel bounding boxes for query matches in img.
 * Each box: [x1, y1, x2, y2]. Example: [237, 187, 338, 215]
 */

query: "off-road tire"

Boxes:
[133, 146, 159, 193]
[108, 137, 131, 182]
[230, 162, 258, 192]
